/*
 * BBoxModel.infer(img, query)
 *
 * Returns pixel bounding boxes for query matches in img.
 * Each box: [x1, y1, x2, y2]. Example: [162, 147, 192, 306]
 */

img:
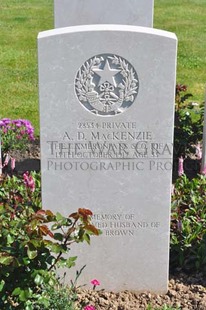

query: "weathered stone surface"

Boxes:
[54, 0, 154, 28]
[38, 25, 177, 292]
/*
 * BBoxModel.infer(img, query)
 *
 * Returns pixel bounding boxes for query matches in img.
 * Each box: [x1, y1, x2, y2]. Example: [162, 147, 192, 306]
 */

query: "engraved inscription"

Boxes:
[92, 213, 161, 237]
[75, 54, 139, 116]
[46, 122, 173, 171]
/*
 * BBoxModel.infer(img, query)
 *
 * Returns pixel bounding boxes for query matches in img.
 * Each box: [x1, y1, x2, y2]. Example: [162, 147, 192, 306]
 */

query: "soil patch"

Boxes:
[77, 272, 206, 309]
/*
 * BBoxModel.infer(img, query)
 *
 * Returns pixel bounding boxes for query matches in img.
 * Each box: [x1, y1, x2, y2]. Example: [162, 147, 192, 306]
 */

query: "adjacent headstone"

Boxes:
[201, 90, 206, 174]
[54, 0, 154, 28]
[38, 25, 177, 293]
[0, 135, 2, 174]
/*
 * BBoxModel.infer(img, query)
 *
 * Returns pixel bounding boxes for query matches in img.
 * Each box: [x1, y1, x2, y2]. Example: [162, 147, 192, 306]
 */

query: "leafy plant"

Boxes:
[30, 281, 79, 310]
[0, 118, 35, 153]
[170, 174, 206, 271]
[0, 118, 35, 170]
[0, 172, 99, 309]
[174, 84, 203, 159]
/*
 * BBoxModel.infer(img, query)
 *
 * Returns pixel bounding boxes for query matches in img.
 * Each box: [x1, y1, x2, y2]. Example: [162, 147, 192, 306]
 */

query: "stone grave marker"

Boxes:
[54, 0, 154, 28]
[0, 135, 2, 174]
[38, 25, 177, 293]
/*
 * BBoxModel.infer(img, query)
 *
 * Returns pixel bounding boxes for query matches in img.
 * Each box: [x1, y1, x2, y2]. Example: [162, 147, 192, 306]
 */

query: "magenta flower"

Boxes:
[178, 156, 184, 176]
[23, 171, 35, 192]
[84, 306, 96, 310]
[91, 279, 100, 290]
[91, 279, 100, 286]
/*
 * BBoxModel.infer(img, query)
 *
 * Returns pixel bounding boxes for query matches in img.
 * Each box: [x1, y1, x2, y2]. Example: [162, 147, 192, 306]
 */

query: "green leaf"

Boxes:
[7, 234, 15, 244]
[22, 257, 31, 265]
[0, 280, 5, 292]
[34, 274, 44, 286]
[57, 257, 67, 267]
[25, 305, 33, 310]
[12, 287, 22, 295]
[30, 239, 42, 248]
[66, 256, 77, 268]
[27, 244, 38, 260]
[0, 255, 14, 265]
[56, 212, 64, 221]
[83, 233, 91, 244]
[49, 243, 66, 254]
[19, 289, 32, 301]
[53, 232, 63, 241]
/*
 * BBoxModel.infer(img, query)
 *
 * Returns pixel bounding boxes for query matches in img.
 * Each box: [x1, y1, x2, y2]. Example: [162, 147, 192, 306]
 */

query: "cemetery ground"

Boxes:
[0, 135, 206, 309]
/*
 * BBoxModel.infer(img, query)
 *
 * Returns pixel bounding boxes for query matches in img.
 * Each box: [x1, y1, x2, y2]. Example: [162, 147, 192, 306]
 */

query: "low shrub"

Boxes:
[170, 174, 206, 271]
[174, 84, 203, 159]
[0, 118, 35, 153]
[0, 172, 99, 309]
[0, 118, 35, 171]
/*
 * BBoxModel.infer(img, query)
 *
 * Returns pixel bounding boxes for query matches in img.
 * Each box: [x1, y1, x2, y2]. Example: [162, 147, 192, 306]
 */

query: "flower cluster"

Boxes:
[0, 118, 35, 153]
[0, 118, 34, 140]
[23, 171, 35, 192]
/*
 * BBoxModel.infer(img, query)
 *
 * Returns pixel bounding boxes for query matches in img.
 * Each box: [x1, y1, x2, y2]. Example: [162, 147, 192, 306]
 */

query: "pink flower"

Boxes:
[91, 279, 100, 290]
[11, 157, 16, 170]
[195, 142, 202, 160]
[23, 171, 35, 192]
[200, 165, 206, 175]
[178, 156, 184, 176]
[84, 306, 96, 310]
[3, 153, 9, 167]
[91, 279, 100, 286]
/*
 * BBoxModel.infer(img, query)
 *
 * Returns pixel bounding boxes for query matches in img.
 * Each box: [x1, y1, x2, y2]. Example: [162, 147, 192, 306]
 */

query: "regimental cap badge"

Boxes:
[75, 54, 139, 116]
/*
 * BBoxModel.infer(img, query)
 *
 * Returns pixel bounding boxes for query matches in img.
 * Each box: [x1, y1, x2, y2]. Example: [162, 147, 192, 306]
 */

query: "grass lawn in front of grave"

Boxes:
[0, 0, 53, 134]
[154, 0, 206, 104]
[0, 0, 205, 135]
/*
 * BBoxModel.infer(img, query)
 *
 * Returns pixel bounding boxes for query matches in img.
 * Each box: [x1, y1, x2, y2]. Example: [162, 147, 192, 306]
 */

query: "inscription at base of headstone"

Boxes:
[54, 0, 154, 28]
[38, 25, 177, 293]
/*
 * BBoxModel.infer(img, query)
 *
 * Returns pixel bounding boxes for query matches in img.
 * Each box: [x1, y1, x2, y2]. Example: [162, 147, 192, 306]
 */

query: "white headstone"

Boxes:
[0, 135, 2, 175]
[38, 25, 177, 293]
[201, 90, 206, 173]
[54, 0, 154, 28]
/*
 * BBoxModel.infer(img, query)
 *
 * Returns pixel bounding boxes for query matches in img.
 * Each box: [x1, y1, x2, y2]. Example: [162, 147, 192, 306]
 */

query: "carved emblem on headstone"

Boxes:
[75, 54, 139, 116]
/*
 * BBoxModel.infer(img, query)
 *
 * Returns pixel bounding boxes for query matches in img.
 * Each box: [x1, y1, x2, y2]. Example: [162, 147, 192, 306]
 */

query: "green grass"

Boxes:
[154, 0, 206, 103]
[0, 0, 53, 134]
[0, 0, 205, 135]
